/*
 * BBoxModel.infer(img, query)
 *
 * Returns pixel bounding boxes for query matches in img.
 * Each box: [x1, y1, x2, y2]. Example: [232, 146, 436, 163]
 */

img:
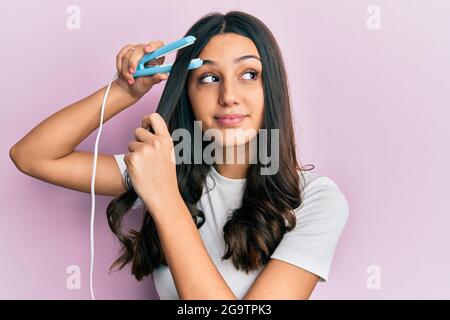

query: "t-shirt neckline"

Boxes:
[209, 165, 247, 185]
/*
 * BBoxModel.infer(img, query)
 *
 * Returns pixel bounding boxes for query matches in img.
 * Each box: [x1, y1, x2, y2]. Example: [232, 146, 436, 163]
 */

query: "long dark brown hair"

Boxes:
[106, 10, 314, 280]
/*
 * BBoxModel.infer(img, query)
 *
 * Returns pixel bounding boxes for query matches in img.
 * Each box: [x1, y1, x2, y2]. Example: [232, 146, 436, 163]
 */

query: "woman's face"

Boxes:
[187, 33, 264, 147]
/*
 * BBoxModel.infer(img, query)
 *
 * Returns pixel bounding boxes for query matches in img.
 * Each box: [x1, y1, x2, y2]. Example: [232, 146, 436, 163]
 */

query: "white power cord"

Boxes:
[89, 71, 119, 300]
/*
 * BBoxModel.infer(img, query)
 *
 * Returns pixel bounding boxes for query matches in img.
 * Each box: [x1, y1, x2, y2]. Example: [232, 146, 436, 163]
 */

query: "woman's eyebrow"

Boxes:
[201, 55, 261, 66]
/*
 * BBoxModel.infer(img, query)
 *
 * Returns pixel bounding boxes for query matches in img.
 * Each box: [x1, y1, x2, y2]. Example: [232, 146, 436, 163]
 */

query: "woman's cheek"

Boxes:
[193, 105, 212, 125]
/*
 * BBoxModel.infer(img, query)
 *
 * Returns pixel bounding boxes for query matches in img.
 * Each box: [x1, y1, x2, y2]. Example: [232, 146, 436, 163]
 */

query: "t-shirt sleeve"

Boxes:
[270, 175, 349, 282]
[113, 154, 145, 210]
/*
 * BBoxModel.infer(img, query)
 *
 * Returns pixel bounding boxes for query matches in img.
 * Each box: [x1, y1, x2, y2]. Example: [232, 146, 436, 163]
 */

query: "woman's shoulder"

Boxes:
[299, 168, 338, 189]
[271, 168, 350, 282]
[296, 168, 350, 225]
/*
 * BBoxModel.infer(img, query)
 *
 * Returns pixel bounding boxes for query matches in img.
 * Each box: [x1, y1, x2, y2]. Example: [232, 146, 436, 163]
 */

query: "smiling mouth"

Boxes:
[214, 114, 247, 126]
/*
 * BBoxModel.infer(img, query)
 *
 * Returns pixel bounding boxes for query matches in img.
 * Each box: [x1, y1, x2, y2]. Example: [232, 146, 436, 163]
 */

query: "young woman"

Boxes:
[9, 11, 349, 300]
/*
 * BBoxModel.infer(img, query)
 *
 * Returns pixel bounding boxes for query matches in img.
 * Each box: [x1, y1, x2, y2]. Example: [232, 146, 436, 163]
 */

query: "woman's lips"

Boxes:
[214, 114, 247, 126]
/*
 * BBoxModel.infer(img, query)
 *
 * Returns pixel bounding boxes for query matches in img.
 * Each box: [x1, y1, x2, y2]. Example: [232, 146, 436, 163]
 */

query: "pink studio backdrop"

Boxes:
[1, 0, 449, 299]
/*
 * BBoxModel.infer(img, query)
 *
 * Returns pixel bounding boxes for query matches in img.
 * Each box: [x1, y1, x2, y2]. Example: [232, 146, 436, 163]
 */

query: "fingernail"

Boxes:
[129, 67, 135, 74]
[128, 79, 133, 85]
[144, 45, 151, 51]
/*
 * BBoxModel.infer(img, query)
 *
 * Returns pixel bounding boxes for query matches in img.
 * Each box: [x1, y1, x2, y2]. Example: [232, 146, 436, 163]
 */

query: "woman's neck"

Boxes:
[214, 162, 249, 179]
[213, 141, 255, 179]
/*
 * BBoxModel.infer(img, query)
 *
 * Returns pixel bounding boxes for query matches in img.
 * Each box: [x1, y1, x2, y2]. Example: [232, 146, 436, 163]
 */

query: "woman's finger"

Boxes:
[116, 44, 135, 78]
[154, 72, 169, 82]
[127, 140, 144, 152]
[141, 114, 152, 130]
[140, 41, 165, 69]
[139, 71, 169, 89]
[145, 40, 165, 53]
[141, 111, 167, 130]
[134, 127, 155, 143]
[128, 44, 146, 74]
[122, 47, 137, 83]
[146, 113, 170, 137]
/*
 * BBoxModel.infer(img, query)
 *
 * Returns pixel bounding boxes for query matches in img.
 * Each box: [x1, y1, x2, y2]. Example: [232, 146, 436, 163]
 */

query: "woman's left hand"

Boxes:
[124, 112, 179, 214]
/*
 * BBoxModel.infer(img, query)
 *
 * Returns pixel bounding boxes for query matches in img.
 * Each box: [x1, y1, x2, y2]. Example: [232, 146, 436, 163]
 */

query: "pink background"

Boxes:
[2, 0, 449, 299]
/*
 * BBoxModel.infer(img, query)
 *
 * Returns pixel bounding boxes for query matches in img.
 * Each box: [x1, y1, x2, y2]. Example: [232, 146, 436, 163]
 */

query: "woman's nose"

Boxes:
[219, 78, 240, 107]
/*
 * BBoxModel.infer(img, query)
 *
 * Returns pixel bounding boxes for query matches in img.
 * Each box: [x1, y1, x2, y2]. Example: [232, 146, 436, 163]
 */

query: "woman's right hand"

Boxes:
[114, 41, 169, 100]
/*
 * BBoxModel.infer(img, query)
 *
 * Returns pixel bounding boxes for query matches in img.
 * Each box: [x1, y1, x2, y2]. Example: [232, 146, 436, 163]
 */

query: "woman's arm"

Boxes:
[10, 79, 137, 164]
[9, 41, 168, 167]
[9, 41, 167, 196]
[9, 80, 139, 196]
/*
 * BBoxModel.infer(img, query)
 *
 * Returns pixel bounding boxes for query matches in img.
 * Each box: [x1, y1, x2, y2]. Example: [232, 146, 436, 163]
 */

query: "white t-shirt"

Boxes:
[113, 154, 349, 299]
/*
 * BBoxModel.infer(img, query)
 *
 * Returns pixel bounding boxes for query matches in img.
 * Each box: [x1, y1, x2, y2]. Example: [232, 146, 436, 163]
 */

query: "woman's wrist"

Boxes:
[146, 191, 187, 222]
[112, 78, 144, 103]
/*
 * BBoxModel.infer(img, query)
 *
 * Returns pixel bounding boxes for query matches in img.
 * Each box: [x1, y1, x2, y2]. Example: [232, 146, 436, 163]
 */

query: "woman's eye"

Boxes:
[199, 74, 218, 83]
[199, 70, 259, 84]
[241, 70, 258, 80]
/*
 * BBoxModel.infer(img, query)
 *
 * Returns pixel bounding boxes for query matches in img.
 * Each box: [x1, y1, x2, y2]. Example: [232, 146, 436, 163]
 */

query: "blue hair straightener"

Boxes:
[132, 35, 203, 78]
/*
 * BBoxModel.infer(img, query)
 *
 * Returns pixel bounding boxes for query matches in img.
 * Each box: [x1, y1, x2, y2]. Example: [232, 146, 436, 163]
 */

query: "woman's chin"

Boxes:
[213, 135, 255, 147]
